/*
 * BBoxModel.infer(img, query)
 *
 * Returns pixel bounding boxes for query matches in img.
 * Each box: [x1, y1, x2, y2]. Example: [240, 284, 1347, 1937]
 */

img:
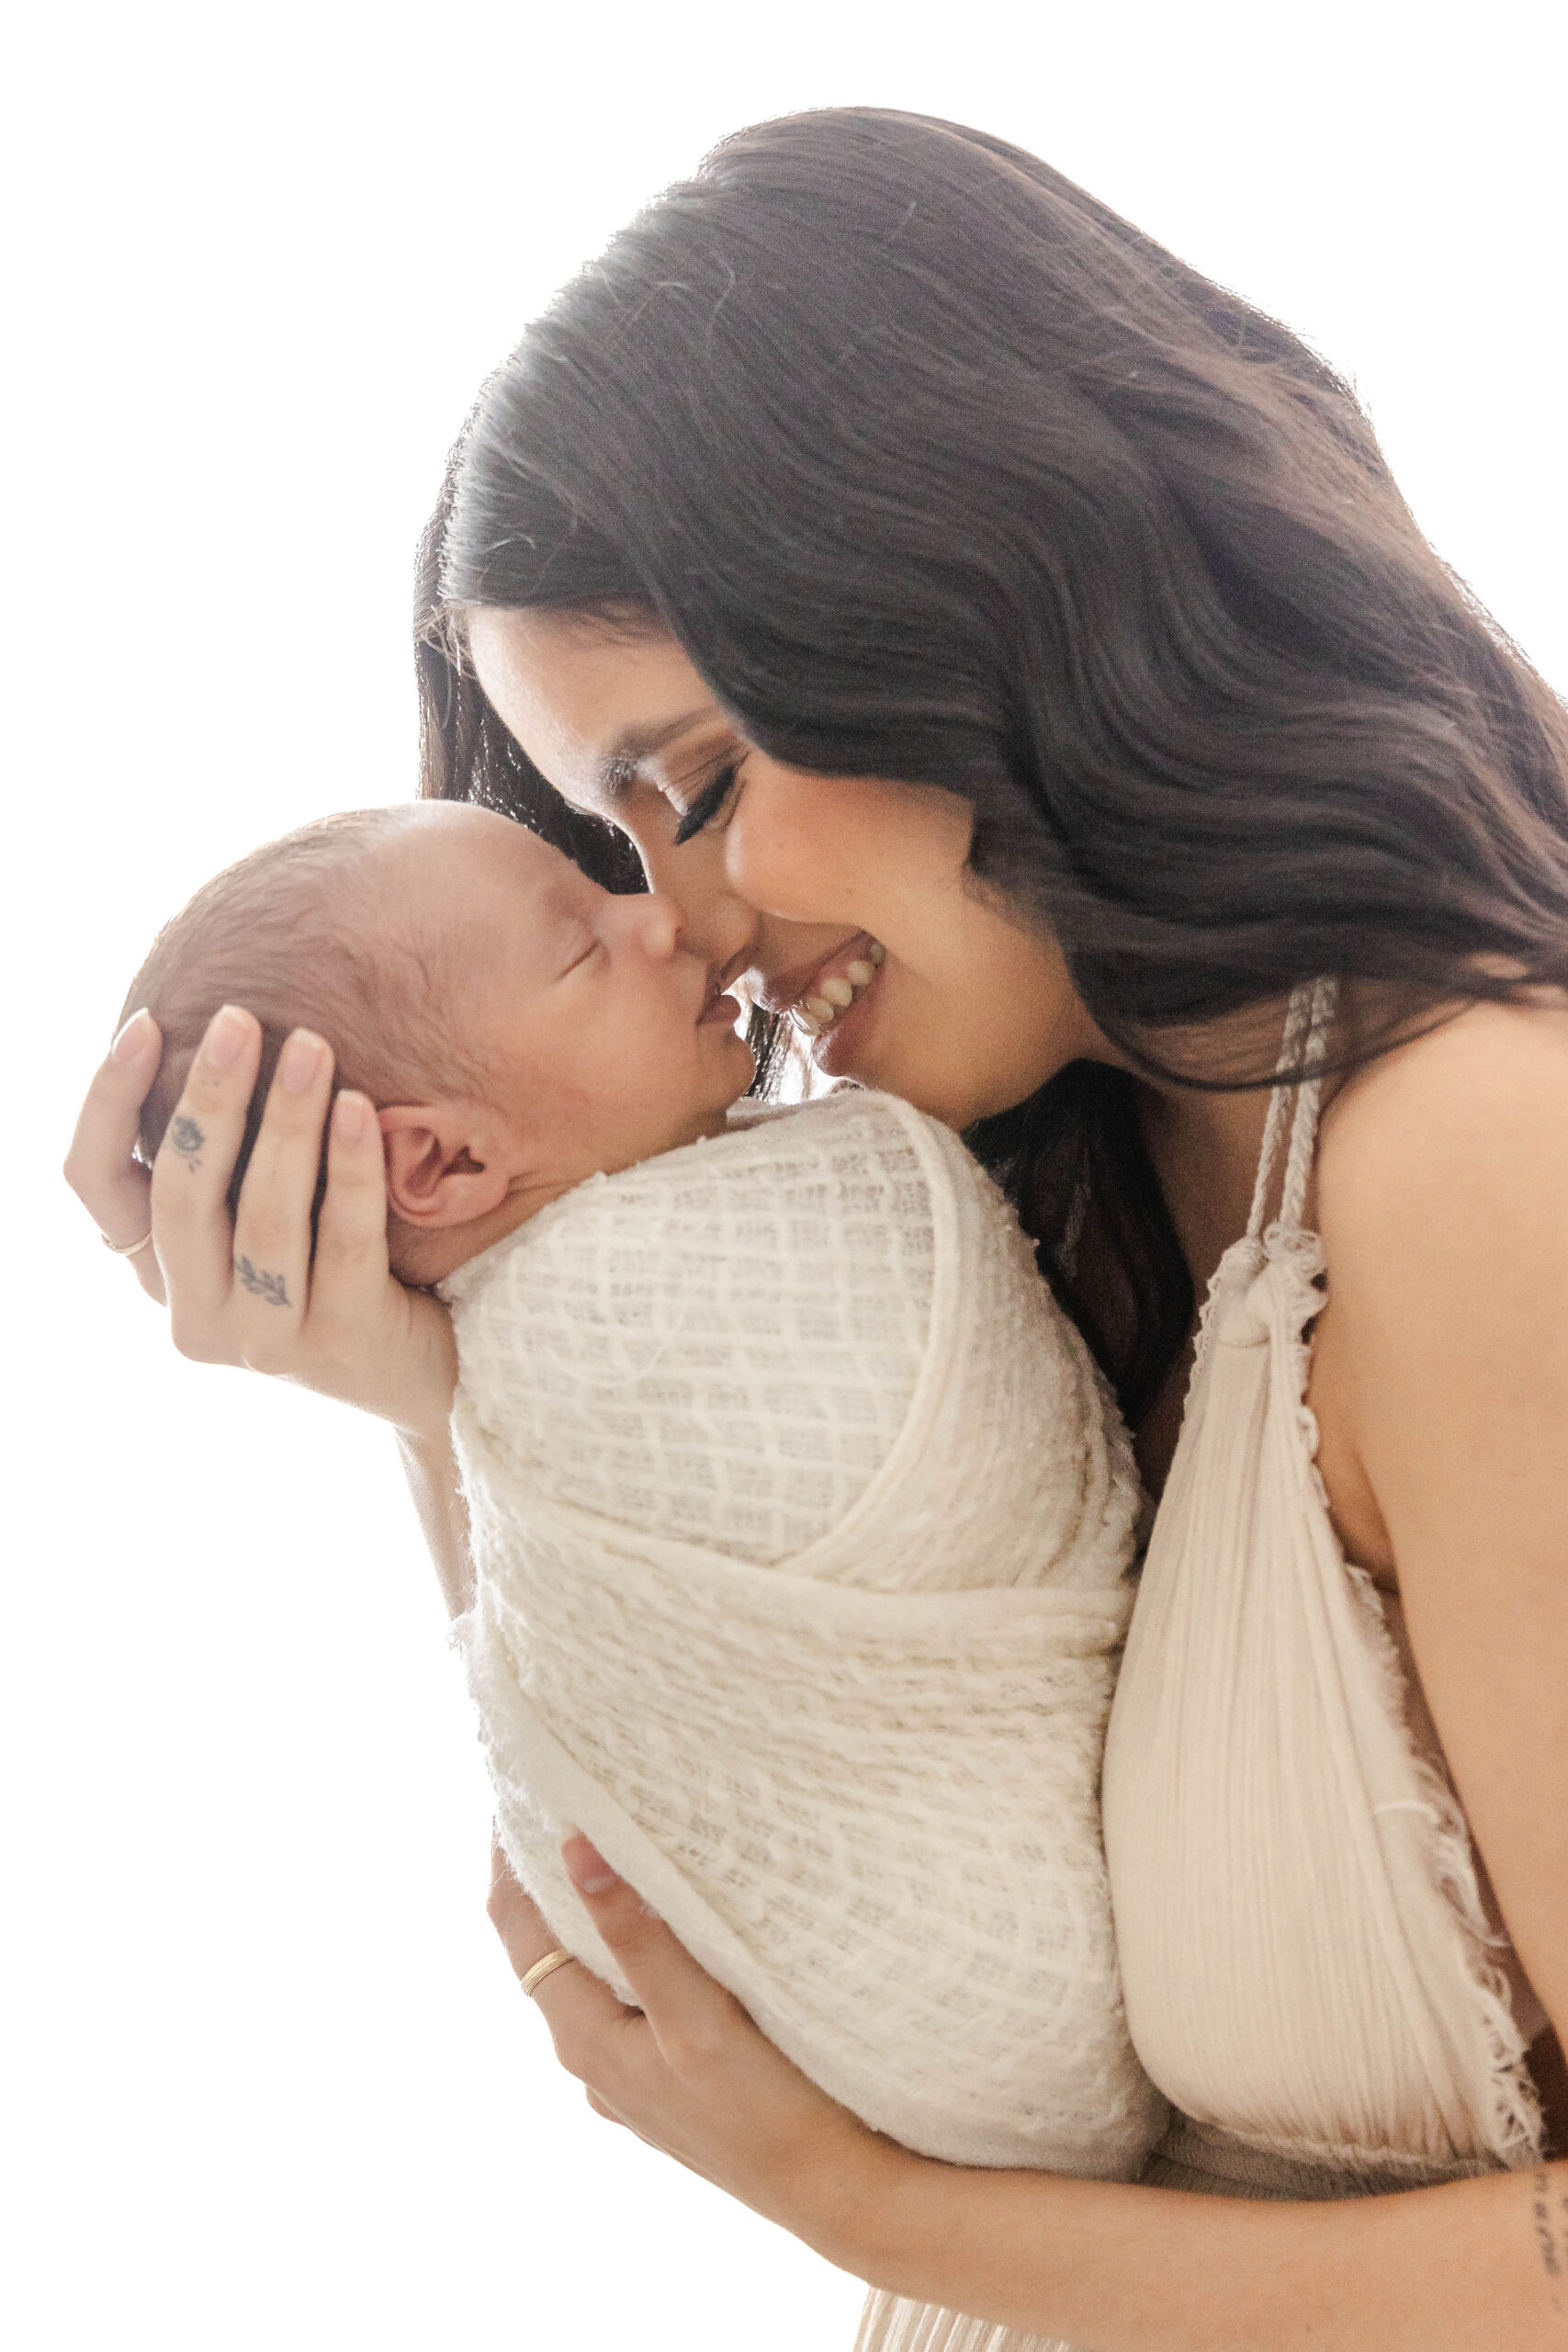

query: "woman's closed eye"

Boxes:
[671, 763, 742, 846]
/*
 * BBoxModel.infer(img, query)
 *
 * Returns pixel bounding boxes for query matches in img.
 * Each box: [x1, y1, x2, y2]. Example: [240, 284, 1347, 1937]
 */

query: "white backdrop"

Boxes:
[7, 3, 1565, 2346]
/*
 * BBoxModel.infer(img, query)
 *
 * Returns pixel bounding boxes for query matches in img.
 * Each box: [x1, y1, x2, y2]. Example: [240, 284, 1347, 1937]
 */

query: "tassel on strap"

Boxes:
[855, 2289, 1080, 2352]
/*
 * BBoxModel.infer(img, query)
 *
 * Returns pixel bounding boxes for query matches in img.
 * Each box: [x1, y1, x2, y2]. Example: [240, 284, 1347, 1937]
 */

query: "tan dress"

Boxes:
[857, 982, 1544, 2352]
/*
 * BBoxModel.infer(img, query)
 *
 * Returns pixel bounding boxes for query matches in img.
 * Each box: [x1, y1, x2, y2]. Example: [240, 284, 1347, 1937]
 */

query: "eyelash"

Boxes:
[671, 763, 740, 846]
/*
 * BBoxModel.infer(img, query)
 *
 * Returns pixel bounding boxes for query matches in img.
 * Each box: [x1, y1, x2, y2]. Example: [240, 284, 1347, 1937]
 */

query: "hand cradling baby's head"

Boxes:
[122, 802, 755, 1283]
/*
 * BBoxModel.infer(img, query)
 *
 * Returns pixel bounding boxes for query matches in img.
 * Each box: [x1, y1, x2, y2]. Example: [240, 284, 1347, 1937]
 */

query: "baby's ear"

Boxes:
[378, 1102, 514, 1227]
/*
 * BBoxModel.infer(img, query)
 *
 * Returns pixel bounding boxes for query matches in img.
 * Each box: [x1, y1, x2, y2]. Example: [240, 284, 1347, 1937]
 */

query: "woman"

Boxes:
[69, 110, 1568, 2348]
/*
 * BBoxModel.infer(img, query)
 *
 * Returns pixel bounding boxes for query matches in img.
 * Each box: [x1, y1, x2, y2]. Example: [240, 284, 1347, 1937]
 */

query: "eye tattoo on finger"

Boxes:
[234, 1254, 291, 1308]
[167, 1113, 206, 1170]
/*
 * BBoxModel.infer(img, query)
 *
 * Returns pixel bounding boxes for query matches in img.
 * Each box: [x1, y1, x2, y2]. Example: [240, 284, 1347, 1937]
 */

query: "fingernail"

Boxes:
[333, 1091, 368, 1143]
[562, 1836, 620, 1894]
[278, 1031, 325, 1093]
[205, 1005, 249, 1070]
[112, 1008, 154, 1062]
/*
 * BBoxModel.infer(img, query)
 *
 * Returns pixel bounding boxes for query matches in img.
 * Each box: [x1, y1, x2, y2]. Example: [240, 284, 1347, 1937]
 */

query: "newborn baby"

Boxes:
[126, 800, 1164, 2180]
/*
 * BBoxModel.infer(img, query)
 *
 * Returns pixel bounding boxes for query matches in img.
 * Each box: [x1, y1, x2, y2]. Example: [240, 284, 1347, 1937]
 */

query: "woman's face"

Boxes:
[465, 608, 1106, 1128]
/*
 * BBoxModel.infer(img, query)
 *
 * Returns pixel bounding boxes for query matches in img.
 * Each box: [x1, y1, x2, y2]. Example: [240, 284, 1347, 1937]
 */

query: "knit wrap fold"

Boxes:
[446, 1091, 1164, 2177]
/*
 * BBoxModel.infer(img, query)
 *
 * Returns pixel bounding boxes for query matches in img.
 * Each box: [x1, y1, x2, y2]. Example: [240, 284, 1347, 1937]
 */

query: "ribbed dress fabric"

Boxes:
[855, 983, 1544, 2352]
[446, 1089, 1164, 2179]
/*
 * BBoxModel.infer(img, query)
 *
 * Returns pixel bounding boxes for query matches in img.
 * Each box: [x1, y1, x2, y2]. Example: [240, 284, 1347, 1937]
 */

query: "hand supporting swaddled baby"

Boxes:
[124, 800, 1167, 2181]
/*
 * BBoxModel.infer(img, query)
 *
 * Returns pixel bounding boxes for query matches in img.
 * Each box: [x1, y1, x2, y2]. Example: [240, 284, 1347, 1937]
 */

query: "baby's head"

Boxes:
[125, 802, 755, 1281]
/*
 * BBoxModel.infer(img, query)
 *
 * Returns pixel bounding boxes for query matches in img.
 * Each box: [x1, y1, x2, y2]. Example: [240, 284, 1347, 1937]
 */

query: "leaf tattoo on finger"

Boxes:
[235, 1254, 291, 1308]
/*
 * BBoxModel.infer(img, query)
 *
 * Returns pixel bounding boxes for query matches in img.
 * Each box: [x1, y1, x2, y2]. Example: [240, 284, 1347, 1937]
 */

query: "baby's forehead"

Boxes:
[402, 802, 576, 894]
[380, 801, 584, 949]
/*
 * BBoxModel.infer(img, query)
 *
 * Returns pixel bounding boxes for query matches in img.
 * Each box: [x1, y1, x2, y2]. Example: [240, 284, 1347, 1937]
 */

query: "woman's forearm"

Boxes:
[829, 2148, 1568, 2352]
[398, 1429, 474, 1620]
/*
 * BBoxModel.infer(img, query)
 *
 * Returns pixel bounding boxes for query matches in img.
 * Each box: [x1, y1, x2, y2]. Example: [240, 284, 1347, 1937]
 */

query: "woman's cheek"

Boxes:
[726, 767, 966, 930]
[725, 776, 865, 925]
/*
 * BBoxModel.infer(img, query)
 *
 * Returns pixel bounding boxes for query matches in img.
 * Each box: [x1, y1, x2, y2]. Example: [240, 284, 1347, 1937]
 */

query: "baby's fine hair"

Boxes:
[121, 807, 478, 1204]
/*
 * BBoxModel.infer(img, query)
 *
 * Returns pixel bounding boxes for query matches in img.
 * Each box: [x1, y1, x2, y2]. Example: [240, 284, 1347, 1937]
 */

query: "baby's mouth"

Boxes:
[697, 968, 742, 1025]
[790, 936, 886, 1038]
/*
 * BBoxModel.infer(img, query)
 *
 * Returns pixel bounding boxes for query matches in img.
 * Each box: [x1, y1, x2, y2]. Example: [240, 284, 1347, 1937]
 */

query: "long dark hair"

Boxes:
[416, 107, 1568, 1421]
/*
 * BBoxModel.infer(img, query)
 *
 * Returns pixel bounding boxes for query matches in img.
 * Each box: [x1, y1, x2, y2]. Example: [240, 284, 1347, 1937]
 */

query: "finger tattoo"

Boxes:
[234, 1254, 291, 1307]
[167, 1113, 205, 1170]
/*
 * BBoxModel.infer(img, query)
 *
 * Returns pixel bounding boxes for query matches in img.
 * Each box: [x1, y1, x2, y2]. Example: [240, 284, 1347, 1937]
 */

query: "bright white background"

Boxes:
[6, 3, 1564, 2346]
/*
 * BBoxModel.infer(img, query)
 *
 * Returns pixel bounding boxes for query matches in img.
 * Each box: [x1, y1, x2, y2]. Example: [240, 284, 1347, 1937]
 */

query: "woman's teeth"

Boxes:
[795, 939, 885, 1035]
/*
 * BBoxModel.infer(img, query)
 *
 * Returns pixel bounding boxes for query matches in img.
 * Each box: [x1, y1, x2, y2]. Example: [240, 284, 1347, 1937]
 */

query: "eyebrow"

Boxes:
[596, 705, 721, 796]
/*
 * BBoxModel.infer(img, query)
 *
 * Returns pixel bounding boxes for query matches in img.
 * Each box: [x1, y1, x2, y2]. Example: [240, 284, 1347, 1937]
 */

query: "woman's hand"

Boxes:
[67, 1011, 174, 1299]
[64, 1003, 457, 1441]
[487, 1836, 899, 2259]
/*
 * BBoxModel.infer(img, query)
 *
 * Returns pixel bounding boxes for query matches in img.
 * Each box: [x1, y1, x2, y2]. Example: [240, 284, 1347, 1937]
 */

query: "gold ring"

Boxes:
[101, 1228, 156, 1259]
[520, 1948, 579, 1998]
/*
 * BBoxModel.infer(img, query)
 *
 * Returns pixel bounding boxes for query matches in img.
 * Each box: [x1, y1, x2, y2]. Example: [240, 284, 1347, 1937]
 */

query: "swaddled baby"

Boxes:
[126, 800, 1164, 2180]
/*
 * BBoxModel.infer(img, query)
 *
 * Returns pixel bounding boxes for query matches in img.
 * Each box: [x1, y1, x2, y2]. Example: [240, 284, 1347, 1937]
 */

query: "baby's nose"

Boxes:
[631, 890, 686, 956]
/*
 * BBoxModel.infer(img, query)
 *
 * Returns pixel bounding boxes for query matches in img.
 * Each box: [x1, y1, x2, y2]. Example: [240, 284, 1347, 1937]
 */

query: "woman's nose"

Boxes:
[637, 832, 759, 974]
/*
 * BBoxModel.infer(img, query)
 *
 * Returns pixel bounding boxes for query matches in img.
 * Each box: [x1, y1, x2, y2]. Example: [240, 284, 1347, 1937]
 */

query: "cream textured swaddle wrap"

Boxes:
[446, 1089, 1164, 2177]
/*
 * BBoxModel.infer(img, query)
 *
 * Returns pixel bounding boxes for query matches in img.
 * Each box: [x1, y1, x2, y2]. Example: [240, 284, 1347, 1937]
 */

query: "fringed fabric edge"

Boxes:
[1267, 1227, 1545, 2175]
[854, 2288, 1080, 2352]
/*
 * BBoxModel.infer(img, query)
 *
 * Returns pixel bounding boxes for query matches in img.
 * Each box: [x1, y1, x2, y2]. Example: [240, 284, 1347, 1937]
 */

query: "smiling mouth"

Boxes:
[773, 934, 886, 1037]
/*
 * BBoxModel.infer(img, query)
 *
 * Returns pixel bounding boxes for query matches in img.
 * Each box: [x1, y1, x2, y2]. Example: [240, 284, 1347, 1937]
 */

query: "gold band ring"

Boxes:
[101, 1228, 156, 1259]
[520, 1948, 579, 1998]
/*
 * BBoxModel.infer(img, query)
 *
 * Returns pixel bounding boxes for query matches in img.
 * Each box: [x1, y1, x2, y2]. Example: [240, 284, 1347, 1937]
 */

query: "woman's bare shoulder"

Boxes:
[1316, 993, 1568, 1251]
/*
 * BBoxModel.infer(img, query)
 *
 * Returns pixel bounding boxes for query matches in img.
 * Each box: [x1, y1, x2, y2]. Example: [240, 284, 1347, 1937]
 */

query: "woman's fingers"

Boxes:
[309, 1090, 396, 1335]
[73, 998, 451, 1430]
[303, 1089, 458, 1434]
[558, 1834, 746, 2065]
[487, 1838, 563, 1979]
[487, 1838, 639, 2044]
[496, 1834, 870, 2226]
[150, 1006, 264, 1348]
[227, 1029, 334, 1365]
[64, 1010, 167, 1301]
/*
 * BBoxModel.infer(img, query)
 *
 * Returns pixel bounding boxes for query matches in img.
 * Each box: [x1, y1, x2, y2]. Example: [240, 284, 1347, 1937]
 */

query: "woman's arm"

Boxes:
[399, 1430, 473, 1620]
[491, 1836, 1567, 2352]
[848, 2147, 1567, 2351]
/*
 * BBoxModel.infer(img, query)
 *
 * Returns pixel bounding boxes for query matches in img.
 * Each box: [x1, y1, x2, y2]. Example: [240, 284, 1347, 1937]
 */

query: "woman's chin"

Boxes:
[804, 968, 983, 1129]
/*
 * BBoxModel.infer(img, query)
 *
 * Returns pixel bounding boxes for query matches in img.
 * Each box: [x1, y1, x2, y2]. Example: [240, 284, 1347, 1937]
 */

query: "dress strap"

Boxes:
[1246, 977, 1339, 1239]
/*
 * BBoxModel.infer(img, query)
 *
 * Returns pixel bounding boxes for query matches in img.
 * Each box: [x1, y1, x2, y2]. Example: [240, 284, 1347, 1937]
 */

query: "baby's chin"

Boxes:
[693, 1025, 760, 1122]
[641, 1052, 758, 1157]
[653, 1069, 757, 1153]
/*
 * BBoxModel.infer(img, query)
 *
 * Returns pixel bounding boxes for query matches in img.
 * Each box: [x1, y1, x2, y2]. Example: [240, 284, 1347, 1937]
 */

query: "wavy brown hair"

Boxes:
[415, 107, 1568, 1420]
